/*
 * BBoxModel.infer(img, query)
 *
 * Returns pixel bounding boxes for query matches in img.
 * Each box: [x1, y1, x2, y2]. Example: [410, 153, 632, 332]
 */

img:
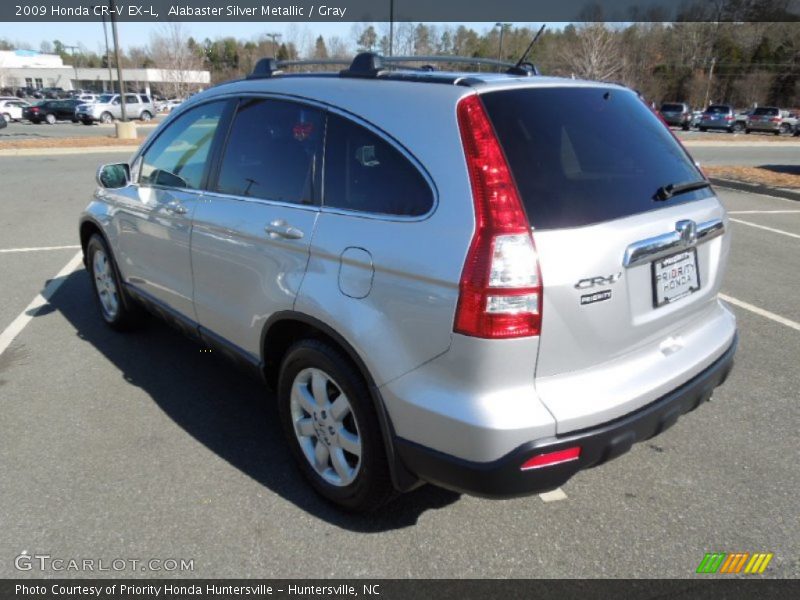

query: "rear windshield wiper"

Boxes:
[654, 180, 711, 201]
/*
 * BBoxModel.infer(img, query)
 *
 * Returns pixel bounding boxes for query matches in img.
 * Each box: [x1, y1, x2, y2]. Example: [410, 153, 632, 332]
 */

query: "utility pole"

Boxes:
[266, 32, 282, 58]
[101, 12, 114, 93]
[388, 0, 394, 57]
[703, 56, 716, 109]
[495, 23, 511, 62]
[109, 0, 126, 121]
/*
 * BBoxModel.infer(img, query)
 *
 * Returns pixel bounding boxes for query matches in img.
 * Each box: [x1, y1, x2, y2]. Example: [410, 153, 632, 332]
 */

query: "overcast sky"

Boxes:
[3, 21, 533, 54]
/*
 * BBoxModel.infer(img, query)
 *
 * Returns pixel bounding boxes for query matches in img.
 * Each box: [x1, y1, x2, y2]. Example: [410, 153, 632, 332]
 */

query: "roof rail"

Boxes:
[247, 53, 539, 81]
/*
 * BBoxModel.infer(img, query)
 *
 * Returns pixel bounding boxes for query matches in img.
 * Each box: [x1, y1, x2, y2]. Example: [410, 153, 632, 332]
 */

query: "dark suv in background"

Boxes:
[659, 102, 691, 130]
[23, 99, 81, 124]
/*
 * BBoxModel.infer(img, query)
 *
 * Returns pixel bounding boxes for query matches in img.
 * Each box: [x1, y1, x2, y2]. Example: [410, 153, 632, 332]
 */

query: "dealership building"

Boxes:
[0, 49, 210, 95]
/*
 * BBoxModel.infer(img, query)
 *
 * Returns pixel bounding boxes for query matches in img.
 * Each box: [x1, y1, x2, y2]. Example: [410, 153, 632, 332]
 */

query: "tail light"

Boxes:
[724, 116, 733, 121]
[454, 94, 542, 339]
[521, 446, 581, 470]
[770, 117, 781, 122]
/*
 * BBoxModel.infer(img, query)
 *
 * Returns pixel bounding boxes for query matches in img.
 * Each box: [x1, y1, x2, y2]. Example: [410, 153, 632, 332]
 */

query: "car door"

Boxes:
[191, 97, 323, 359]
[109, 100, 230, 319]
[124, 94, 141, 118]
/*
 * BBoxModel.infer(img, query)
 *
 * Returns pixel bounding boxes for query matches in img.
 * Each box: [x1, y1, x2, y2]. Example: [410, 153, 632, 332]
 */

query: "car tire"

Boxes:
[682, 124, 690, 131]
[2, 113, 10, 123]
[779, 124, 791, 135]
[277, 339, 394, 512]
[139, 111, 152, 121]
[699, 127, 707, 132]
[100, 112, 113, 124]
[86, 234, 143, 331]
[45, 113, 56, 124]
[745, 129, 751, 134]
[81, 119, 93, 126]
[732, 122, 744, 133]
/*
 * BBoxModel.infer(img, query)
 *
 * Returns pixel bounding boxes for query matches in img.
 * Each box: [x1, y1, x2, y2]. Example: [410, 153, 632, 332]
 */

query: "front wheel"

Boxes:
[779, 124, 791, 135]
[732, 122, 744, 133]
[139, 111, 152, 121]
[277, 339, 394, 512]
[45, 113, 56, 124]
[2, 113, 10, 123]
[100, 112, 113, 124]
[86, 234, 142, 331]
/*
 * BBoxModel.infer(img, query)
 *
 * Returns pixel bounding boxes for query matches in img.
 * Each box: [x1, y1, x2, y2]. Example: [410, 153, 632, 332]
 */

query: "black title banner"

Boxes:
[4, 0, 800, 22]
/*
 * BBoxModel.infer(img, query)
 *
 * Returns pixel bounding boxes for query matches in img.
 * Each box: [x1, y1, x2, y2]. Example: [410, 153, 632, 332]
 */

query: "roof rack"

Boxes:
[248, 53, 539, 82]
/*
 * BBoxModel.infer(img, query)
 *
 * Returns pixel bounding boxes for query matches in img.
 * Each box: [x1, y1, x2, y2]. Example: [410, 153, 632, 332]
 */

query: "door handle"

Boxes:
[265, 220, 304, 240]
[165, 201, 187, 215]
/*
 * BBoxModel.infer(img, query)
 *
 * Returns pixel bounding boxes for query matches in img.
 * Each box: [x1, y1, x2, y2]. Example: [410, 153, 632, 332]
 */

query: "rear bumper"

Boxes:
[396, 333, 737, 498]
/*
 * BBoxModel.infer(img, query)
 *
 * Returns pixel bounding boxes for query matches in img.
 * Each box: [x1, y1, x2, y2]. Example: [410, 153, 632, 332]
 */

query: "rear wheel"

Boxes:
[277, 339, 393, 512]
[139, 111, 152, 121]
[86, 234, 142, 331]
[779, 124, 791, 135]
[100, 112, 113, 124]
[732, 122, 744, 133]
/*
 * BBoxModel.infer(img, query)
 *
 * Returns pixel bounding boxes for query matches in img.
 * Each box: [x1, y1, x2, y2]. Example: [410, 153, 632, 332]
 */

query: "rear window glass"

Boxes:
[706, 105, 731, 114]
[481, 86, 709, 229]
[752, 107, 779, 116]
[660, 104, 685, 112]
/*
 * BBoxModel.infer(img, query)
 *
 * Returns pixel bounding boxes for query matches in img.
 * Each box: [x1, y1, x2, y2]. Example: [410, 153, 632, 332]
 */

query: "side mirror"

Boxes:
[96, 163, 130, 189]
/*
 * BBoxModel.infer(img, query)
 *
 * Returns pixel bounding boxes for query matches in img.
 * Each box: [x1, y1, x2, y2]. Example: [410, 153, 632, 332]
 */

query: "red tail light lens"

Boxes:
[521, 447, 581, 471]
[454, 94, 542, 339]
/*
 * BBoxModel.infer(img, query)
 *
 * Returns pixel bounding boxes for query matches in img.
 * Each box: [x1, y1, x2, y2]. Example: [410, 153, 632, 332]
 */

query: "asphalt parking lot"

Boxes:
[0, 119, 161, 141]
[0, 152, 798, 579]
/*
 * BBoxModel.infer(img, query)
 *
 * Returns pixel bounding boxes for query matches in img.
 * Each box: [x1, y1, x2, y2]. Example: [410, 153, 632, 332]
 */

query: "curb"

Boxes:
[710, 178, 800, 202]
[0, 146, 136, 157]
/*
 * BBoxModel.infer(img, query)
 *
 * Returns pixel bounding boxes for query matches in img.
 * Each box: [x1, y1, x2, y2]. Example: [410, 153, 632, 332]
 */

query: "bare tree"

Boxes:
[149, 23, 202, 98]
[559, 23, 623, 81]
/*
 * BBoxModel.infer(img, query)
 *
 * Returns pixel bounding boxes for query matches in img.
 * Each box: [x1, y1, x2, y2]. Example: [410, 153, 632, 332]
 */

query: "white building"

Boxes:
[0, 49, 210, 96]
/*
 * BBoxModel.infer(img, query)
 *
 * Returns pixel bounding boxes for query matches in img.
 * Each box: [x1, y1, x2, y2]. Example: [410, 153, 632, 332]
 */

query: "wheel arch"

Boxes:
[261, 311, 421, 492]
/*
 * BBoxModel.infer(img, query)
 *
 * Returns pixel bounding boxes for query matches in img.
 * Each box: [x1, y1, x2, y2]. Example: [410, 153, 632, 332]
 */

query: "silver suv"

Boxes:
[79, 54, 737, 511]
[745, 106, 798, 135]
[76, 93, 155, 124]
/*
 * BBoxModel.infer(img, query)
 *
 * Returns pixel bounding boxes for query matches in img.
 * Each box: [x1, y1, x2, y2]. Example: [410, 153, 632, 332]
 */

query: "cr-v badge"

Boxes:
[576, 272, 621, 306]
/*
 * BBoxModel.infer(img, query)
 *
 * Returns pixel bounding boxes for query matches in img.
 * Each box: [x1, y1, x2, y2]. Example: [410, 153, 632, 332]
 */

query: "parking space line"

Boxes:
[729, 218, 800, 240]
[539, 488, 568, 502]
[728, 210, 800, 214]
[719, 293, 800, 333]
[0, 251, 84, 358]
[0, 244, 80, 254]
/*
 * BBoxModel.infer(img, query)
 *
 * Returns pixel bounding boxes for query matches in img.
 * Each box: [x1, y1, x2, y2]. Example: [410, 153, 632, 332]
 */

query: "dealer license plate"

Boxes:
[652, 249, 700, 307]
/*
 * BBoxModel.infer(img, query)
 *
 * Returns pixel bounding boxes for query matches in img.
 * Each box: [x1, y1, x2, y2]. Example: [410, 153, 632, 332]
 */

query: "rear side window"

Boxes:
[215, 98, 323, 205]
[323, 114, 433, 217]
[481, 87, 709, 230]
[139, 101, 225, 190]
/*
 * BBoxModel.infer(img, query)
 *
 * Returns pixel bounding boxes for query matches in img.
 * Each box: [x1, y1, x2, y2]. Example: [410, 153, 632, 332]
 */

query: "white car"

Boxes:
[0, 99, 29, 122]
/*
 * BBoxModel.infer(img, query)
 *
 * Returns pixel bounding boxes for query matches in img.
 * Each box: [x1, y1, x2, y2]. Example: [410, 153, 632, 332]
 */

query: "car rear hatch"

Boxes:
[481, 84, 734, 434]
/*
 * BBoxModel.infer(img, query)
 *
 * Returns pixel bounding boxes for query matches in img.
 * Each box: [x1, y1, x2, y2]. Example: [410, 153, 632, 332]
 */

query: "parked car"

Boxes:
[157, 98, 183, 113]
[658, 102, 691, 130]
[80, 53, 737, 511]
[745, 107, 798, 135]
[75, 94, 99, 104]
[76, 93, 156, 124]
[22, 99, 81, 124]
[41, 87, 68, 99]
[698, 104, 736, 132]
[794, 121, 800, 137]
[0, 99, 30, 122]
[689, 110, 704, 128]
[0, 115, 6, 130]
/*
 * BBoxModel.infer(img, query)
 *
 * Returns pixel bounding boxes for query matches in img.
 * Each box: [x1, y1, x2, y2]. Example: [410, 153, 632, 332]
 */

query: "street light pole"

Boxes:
[266, 32, 282, 58]
[495, 23, 511, 62]
[703, 56, 716, 110]
[101, 12, 114, 93]
[109, 0, 126, 121]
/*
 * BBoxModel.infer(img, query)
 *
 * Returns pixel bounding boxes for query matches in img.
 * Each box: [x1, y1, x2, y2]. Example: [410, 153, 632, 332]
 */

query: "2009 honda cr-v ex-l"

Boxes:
[80, 53, 737, 511]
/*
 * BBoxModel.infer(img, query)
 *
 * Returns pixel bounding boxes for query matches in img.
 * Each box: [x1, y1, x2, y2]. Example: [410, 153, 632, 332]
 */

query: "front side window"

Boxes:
[215, 98, 323, 205]
[139, 101, 226, 190]
[323, 114, 433, 217]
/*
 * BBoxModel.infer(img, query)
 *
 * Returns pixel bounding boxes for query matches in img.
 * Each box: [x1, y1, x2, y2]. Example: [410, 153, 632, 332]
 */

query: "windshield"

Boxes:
[481, 86, 709, 229]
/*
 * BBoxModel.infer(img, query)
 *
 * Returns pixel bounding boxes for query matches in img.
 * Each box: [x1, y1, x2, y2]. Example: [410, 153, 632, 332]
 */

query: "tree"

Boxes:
[559, 24, 623, 81]
[357, 26, 378, 52]
[313, 35, 328, 59]
[149, 23, 203, 98]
